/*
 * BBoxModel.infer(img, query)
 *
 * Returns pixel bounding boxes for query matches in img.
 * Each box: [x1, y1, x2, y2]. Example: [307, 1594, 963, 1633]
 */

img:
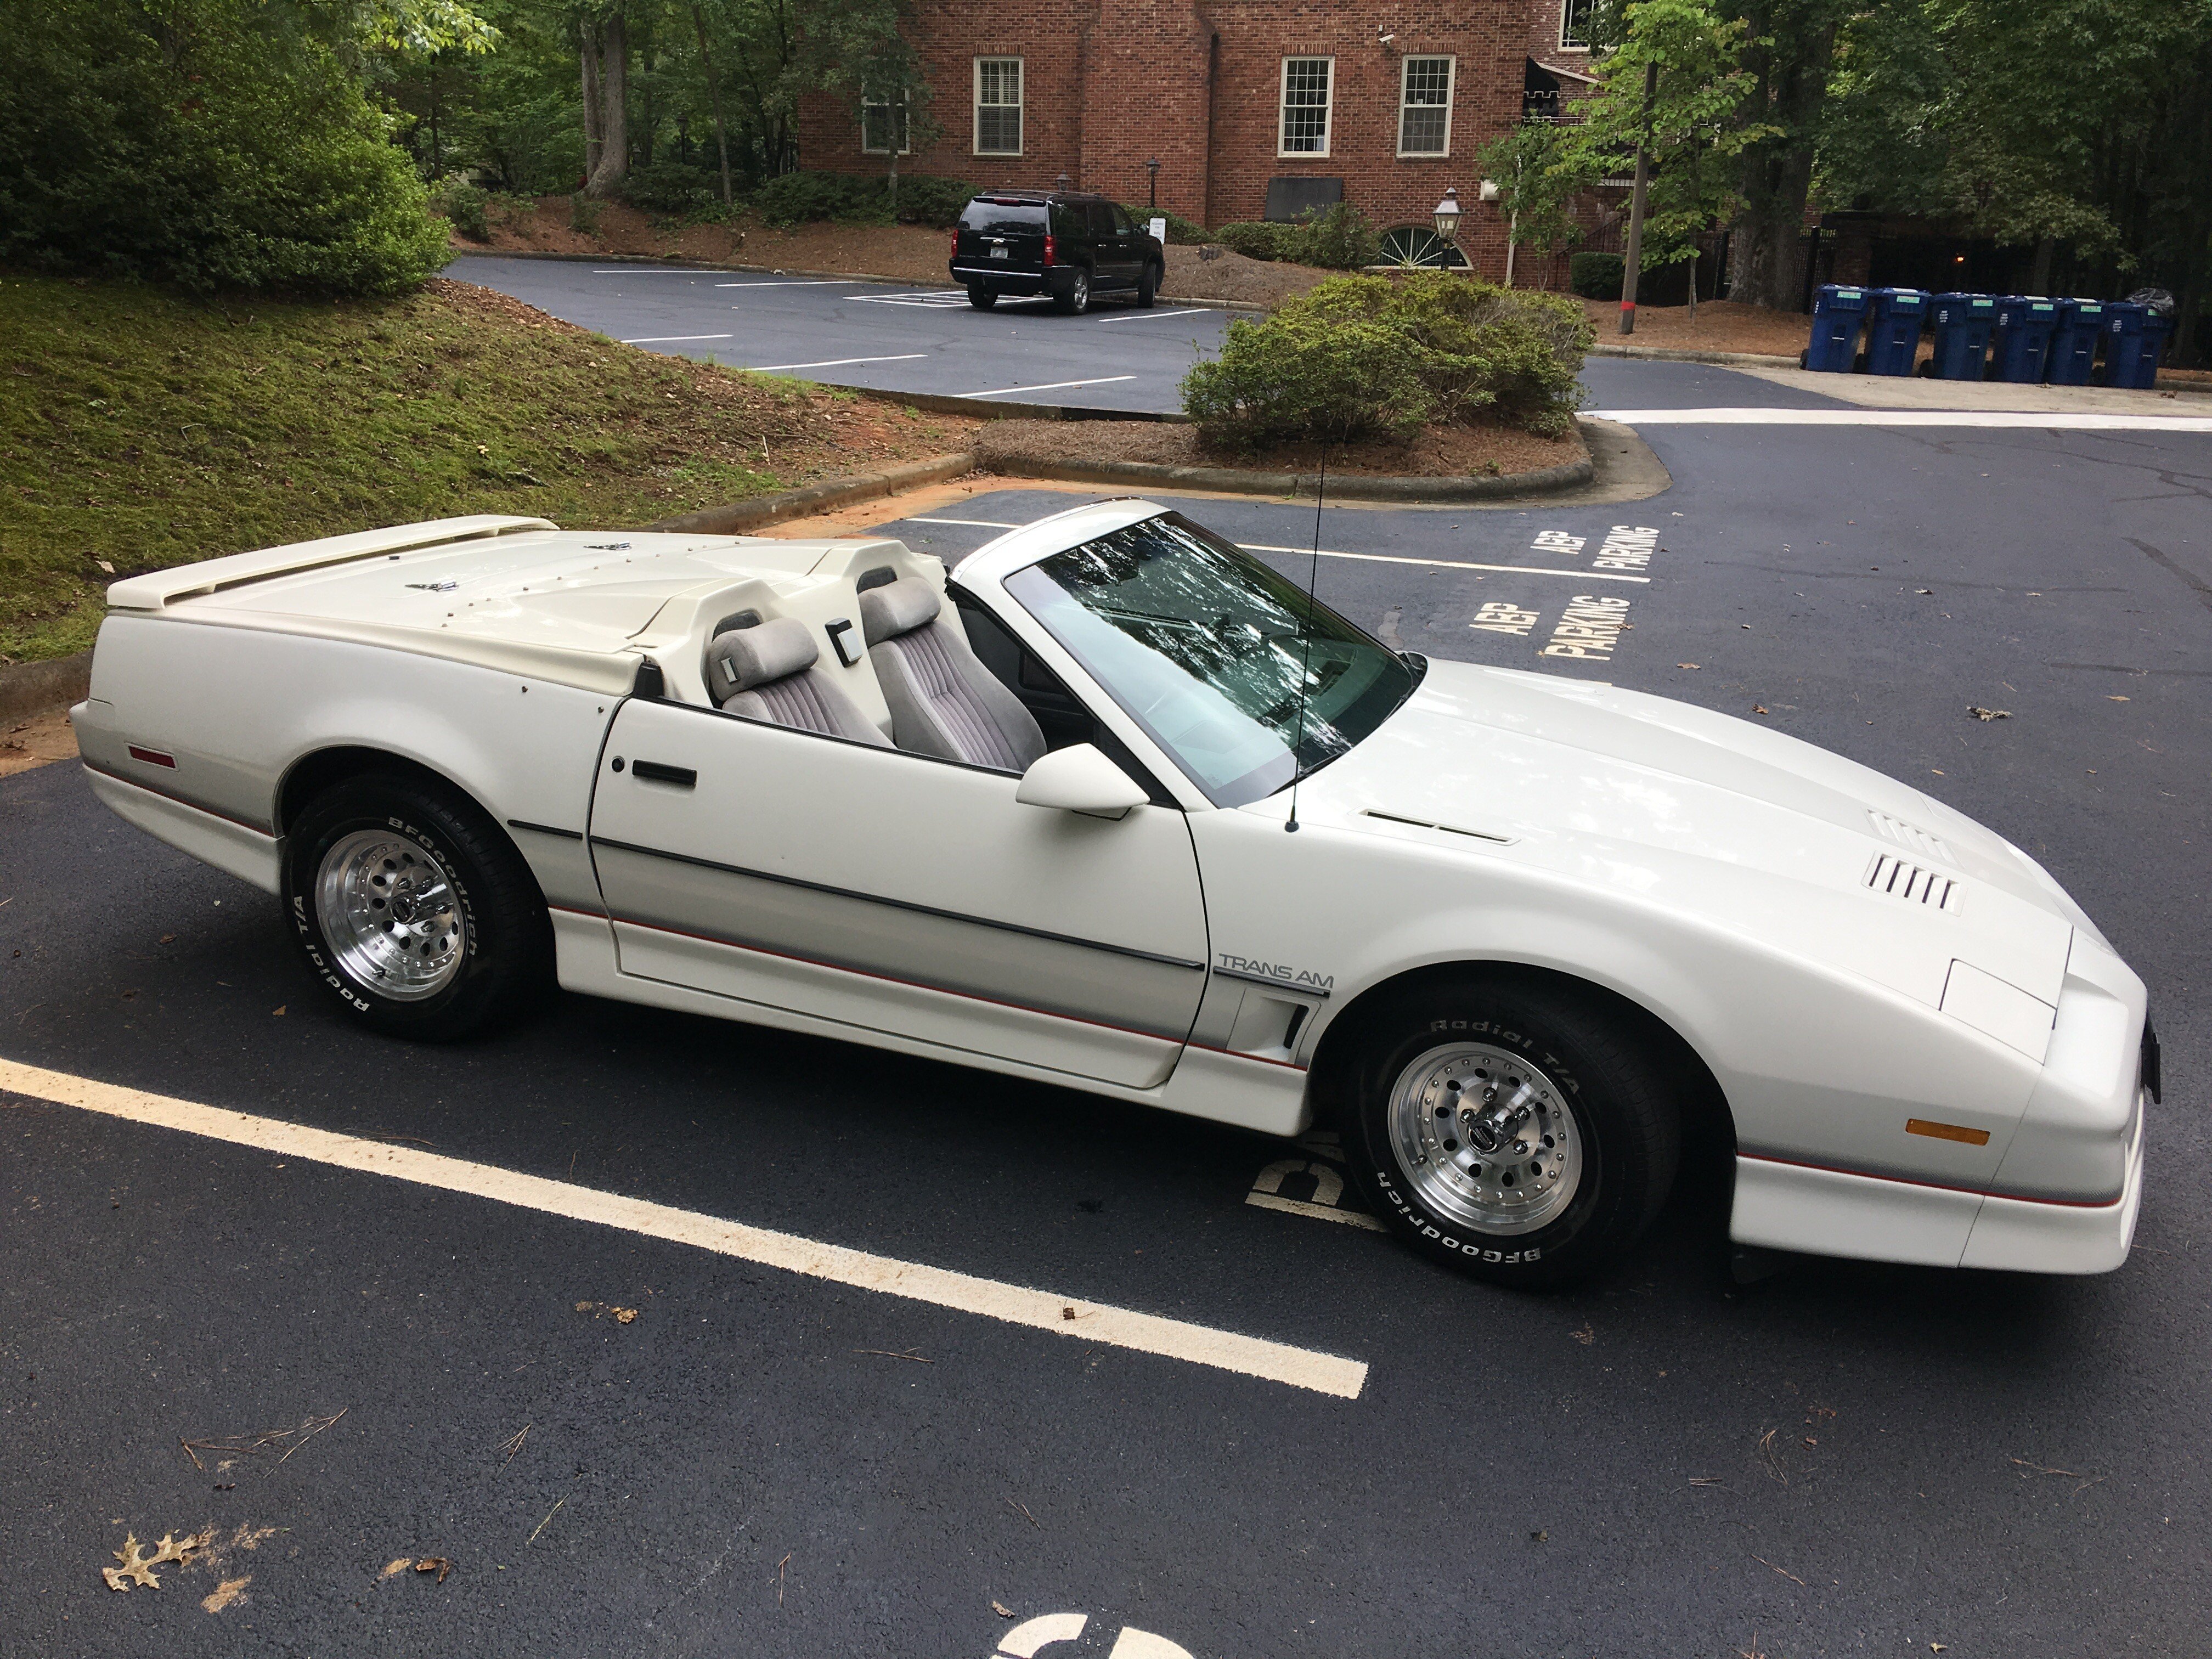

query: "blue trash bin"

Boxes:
[1804, 284, 1871, 373]
[1929, 292, 1997, 380]
[1865, 288, 1928, 376]
[2104, 304, 2172, 390]
[2046, 298, 2106, 386]
[1991, 296, 2061, 383]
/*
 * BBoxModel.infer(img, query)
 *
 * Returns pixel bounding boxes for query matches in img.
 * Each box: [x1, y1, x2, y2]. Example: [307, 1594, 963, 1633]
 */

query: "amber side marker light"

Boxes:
[1906, 1118, 1991, 1147]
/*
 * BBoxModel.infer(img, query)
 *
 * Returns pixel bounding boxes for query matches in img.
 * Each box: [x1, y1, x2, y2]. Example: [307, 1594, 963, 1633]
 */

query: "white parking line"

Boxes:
[591, 269, 738, 276]
[0, 1057, 1368, 1400]
[1239, 544, 1651, 584]
[955, 376, 1140, 399]
[619, 333, 735, 345]
[904, 516, 1024, 529]
[1591, 407, 2212, 431]
[714, 279, 847, 287]
[748, 353, 930, 373]
[1090, 309, 1209, 323]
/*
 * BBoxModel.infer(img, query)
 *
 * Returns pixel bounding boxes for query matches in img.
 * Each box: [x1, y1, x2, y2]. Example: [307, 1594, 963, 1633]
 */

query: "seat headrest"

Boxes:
[859, 576, 941, 646]
[711, 615, 817, 694]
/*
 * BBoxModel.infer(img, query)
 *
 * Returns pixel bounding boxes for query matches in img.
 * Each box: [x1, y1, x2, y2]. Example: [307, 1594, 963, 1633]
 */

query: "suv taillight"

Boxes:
[1042, 233, 1057, 268]
[949, 226, 960, 259]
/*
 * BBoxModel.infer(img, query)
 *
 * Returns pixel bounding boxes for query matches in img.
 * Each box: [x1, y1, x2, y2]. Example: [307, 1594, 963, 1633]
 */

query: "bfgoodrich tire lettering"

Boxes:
[1342, 978, 1681, 1288]
[282, 774, 552, 1041]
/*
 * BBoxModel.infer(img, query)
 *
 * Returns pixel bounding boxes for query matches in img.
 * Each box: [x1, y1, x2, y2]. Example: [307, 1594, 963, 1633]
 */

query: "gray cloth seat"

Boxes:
[706, 616, 888, 746]
[860, 577, 1046, 771]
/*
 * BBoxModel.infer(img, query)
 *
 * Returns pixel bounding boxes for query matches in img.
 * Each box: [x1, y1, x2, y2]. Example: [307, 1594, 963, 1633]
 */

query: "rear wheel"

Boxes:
[1136, 263, 1159, 308]
[1053, 268, 1092, 315]
[282, 773, 552, 1041]
[1341, 977, 1681, 1288]
[967, 285, 998, 310]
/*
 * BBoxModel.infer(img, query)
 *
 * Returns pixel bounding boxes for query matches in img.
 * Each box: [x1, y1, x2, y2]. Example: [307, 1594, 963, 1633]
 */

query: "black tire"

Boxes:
[967, 285, 998, 310]
[1053, 267, 1092, 315]
[1136, 263, 1159, 308]
[1340, 977, 1681, 1289]
[282, 772, 552, 1041]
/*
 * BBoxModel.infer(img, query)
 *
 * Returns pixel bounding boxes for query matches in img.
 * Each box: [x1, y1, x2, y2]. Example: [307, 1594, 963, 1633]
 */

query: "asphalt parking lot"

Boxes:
[448, 253, 1230, 414]
[5, 361, 2209, 1657]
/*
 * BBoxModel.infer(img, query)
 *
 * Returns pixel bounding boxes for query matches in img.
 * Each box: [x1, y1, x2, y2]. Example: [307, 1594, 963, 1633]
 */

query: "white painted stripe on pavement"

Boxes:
[1090, 309, 1209, 323]
[1590, 407, 2212, 431]
[1245, 1192, 1390, 1232]
[904, 517, 1025, 529]
[715, 279, 847, 287]
[954, 376, 1140, 399]
[619, 333, 735, 345]
[591, 269, 736, 275]
[0, 1057, 1367, 1400]
[748, 353, 929, 373]
[1238, 544, 1650, 584]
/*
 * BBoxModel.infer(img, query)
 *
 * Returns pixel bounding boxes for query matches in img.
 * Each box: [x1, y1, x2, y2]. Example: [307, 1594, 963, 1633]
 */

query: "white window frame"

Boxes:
[860, 97, 911, 157]
[973, 56, 1023, 157]
[1277, 57, 1335, 159]
[1396, 54, 1455, 158]
[1559, 0, 1595, 51]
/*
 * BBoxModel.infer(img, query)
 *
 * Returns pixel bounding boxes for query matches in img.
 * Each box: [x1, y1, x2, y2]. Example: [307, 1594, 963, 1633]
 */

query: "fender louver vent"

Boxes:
[1869, 809, 1951, 863]
[1866, 853, 1962, 912]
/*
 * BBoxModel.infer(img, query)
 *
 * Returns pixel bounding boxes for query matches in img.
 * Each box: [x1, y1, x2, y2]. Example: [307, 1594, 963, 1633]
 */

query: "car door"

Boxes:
[1088, 201, 1132, 287]
[586, 697, 1209, 1089]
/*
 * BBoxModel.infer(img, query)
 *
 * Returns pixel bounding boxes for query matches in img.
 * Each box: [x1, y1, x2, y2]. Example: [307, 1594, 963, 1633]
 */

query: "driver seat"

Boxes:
[706, 616, 889, 746]
[860, 578, 1045, 771]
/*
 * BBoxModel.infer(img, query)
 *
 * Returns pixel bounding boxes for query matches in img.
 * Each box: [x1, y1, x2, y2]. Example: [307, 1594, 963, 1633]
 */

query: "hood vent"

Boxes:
[1869, 809, 1952, 864]
[1866, 853, 1962, 912]
[1364, 809, 1516, 845]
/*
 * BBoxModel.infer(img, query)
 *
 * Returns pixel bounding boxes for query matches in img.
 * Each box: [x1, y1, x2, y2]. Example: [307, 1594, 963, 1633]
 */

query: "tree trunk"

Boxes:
[580, 22, 603, 185]
[2029, 235, 2055, 296]
[1725, 7, 1836, 313]
[692, 5, 733, 206]
[1619, 61, 1658, 336]
[586, 13, 629, 199]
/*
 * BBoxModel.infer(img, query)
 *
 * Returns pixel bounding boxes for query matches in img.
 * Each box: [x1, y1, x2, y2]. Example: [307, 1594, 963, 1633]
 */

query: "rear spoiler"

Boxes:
[106, 516, 558, 610]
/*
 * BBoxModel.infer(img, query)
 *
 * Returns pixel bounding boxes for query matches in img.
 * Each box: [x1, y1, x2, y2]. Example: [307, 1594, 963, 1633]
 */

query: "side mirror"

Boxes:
[1015, 744, 1149, 820]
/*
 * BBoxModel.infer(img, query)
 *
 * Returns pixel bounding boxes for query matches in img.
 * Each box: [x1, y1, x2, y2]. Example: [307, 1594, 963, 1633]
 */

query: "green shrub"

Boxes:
[1570, 252, 1624, 300]
[569, 194, 602, 235]
[1290, 202, 1381, 270]
[889, 174, 982, 228]
[0, 0, 448, 297]
[1119, 207, 1207, 245]
[750, 170, 977, 229]
[621, 162, 718, 215]
[433, 177, 491, 241]
[1181, 272, 1593, 449]
[1212, 222, 1293, 262]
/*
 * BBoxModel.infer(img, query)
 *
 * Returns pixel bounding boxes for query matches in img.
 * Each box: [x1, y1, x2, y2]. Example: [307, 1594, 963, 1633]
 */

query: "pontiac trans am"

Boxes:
[71, 501, 2156, 1285]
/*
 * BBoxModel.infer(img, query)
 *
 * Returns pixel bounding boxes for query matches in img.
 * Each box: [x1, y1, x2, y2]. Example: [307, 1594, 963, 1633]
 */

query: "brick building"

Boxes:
[795, 0, 1601, 283]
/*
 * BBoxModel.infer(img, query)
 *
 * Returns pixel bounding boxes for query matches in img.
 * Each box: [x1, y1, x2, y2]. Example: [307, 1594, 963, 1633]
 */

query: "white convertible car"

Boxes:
[73, 503, 2154, 1285]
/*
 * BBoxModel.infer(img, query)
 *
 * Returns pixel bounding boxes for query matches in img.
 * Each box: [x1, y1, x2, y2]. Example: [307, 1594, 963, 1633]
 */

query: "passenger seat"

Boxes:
[706, 616, 889, 746]
[860, 578, 1046, 770]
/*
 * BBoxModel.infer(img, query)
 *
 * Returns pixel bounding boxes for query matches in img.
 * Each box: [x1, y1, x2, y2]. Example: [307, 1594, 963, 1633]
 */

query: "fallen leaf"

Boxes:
[381, 1559, 412, 1579]
[1917, 588, 1933, 594]
[1677, 662, 1700, 669]
[201, 1576, 251, 1613]
[95, 558, 116, 574]
[1571, 1324, 1595, 1345]
[104, 1529, 209, 1591]
[1530, 1528, 1549, 1542]
[1752, 705, 1769, 715]
[1966, 706, 2011, 721]
[271, 1006, 285, 1016]
[415, 1556, 453, 1583]
[992, 1600, 1016, 1618]
[159, 934, 174, 944]
[2108, 695, 2130, 702]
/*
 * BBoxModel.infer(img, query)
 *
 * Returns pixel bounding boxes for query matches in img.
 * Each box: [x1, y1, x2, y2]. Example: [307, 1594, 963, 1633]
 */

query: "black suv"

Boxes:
[949, 190, 1165, 315]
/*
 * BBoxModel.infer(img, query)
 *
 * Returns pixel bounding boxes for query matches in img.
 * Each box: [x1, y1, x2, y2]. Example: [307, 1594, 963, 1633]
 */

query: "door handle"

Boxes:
[631, 760, 697, 788]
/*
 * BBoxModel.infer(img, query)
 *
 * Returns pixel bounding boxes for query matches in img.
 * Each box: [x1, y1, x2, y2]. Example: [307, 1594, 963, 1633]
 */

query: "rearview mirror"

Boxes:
[1015, 744, 1148, 820]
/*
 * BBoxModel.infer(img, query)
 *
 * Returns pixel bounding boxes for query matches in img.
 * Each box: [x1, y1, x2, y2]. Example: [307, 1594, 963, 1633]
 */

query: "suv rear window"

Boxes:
[960, 200, 1047, 235]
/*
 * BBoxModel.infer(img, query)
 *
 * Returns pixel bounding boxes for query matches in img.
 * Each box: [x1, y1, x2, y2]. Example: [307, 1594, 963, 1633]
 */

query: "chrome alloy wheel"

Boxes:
[1386, 1042, 1582, 1235]
[315, 829, 467, 1001]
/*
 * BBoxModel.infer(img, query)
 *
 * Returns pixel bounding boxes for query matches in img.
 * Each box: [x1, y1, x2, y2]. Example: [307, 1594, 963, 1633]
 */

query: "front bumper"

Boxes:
[1959, 1088, 2146, 1272]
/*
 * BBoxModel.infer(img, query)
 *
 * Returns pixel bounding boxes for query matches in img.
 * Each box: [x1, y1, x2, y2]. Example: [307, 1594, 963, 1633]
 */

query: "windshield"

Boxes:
[959, 200, 1047, 235]
[1003, 512, 1417, 806]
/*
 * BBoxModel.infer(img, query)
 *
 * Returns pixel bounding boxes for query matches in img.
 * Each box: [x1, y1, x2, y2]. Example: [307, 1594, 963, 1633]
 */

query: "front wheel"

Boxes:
[1341, 978, 1681, 1288]
[1053, 268, 1092, 314]
[282, 773, 552, 1041]
[967, 285, 997, 309]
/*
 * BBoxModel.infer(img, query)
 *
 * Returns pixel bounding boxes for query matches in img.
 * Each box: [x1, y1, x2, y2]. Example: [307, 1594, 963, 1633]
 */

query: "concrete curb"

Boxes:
[979, 432, 1595, 505]
[1589, 342, 1802, 370]
[443, 250, 1268, 314]
[838, 386, 1190, 425]
[0, 651, 93, 725]
[647, 451, 978, 535]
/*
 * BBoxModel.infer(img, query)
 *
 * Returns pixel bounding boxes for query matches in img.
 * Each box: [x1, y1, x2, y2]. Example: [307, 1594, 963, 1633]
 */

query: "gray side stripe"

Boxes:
[588, 836, 1207, 972]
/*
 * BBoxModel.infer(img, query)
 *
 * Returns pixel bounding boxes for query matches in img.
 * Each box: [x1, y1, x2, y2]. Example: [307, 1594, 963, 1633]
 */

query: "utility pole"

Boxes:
[1617, 59, 1657, 336]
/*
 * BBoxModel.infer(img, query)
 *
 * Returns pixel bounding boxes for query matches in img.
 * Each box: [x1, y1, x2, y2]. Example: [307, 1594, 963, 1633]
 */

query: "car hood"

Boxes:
[1289, 659, 2093, 1014]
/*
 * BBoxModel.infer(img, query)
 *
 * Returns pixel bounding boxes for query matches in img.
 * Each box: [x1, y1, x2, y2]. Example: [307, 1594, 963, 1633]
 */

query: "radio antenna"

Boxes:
[1285, 457, 1324, 833]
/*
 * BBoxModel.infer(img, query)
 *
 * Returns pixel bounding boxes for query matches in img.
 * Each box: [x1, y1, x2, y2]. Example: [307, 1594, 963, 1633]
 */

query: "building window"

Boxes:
[974, 57, 1023, 156]
[1278, 58, 1333, 157]
[1398, 55, 1454, 156]
[861, 97, 910, 156]
[1560, 0, 1595, 50]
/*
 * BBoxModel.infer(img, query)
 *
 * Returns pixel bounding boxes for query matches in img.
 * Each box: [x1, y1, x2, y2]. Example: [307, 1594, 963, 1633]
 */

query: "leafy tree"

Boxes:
[1473, 120, 1584, 284]
[797, 0, 937, 210]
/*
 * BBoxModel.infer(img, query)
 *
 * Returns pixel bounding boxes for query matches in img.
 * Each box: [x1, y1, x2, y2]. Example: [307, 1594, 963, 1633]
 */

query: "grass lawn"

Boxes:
[0, 273, 978, 665]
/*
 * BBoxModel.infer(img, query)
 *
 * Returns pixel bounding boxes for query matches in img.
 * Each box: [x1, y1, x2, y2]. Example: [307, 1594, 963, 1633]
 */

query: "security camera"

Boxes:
[1378, 30, 1396, 43]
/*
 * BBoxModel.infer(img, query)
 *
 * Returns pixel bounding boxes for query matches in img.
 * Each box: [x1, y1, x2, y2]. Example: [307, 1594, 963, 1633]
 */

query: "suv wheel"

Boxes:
[1341, 977, 1681, 1288]
[283, 772, 553, 1041]
[967, 285, 997, 310]
[1136, 263, 1159, 308]
[1054, 268, 1092, 315]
